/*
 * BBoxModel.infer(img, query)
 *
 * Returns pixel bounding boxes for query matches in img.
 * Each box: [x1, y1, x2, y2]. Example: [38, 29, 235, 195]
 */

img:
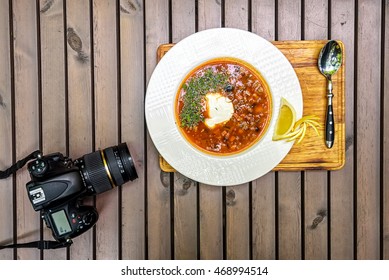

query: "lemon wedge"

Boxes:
[272, 97, 296, 140]
[272, 98, 322, 144]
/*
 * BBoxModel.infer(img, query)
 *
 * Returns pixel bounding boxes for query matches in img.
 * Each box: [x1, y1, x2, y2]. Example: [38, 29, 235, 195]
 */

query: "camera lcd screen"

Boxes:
[51, 210, 72, 236]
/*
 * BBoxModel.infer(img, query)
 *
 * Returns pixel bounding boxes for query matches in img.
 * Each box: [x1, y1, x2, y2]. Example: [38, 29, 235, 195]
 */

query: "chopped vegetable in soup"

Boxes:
[175, 58, 272, 155]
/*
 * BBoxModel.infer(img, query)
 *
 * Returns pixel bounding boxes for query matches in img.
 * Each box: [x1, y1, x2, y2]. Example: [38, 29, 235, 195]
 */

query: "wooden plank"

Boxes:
[66, 0, 94, 260]
[356, 0, 381, 260]
[303, 0, 328, 260]
[92, 0, 119, 259]
[197, 0, 224, 260]
[171, 0, 197, 260]
[384, 0, 389, 260]
[145, 0, 171, 259]
[173, 174, 197, 259]
[251, 0, 275, 41]
[172, 0, 195, 42]
[277, 0, 302, 260]
[251, 0, 276, 260]
[119, 0, 146, 260]
[39, 0, 67, 260]
[197, 0, 221, 31]
[39, 0, 66, 155]
[13, 0, 41, 260]
[224, 0, 250, 260]
[0, 0, 13, 260]
[329, 0, 355, 260]
[225, 183, 250, 259]
[199, 185, 223, 259]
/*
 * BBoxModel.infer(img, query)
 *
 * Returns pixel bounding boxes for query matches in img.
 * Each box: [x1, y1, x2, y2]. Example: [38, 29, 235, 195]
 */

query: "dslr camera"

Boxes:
[25, 143, 137, 244]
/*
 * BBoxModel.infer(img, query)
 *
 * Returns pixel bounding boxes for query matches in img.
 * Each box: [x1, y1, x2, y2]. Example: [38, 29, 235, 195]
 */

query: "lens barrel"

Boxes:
[82, 143, 138, 194]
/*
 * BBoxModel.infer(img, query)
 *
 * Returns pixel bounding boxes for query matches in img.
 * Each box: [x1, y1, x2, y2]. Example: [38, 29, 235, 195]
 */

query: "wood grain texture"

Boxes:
[304, 171, 328, 259]
[356, 0, 381, 260]
[384, 0, 389, 260]
[119, 0, 145, 260]
[251, 0, 275, 40]
[92, 0, 119, 259]
[145, 0, 171, 260]
[171, 0, 197, 260]
[39, 0, 67, 260]
[329, 0, 355, 260]
[0, 0, 13, 260]
[40, 0, 66, 155]
[173, 174, 197, 259]
[199, 184, 223, 259]
[172, 0, 195, 42]
[66, 0, 94, 260]
[277, 0, 302, 260]
[273, 40, 345, 170]
[251, 175, 276, 259]
[197, 0, 223, 260]
[303, 0, 328, 260]
[226, 184, 250, 259]
[197, 0, 221, 31]
[13, 0, 41, 260]
[251, 0, 276, 260]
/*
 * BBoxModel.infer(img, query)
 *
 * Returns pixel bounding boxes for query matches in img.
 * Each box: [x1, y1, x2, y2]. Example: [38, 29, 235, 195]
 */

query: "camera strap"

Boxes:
[0, 240, 72, 250]
[0, 150, 41, 179]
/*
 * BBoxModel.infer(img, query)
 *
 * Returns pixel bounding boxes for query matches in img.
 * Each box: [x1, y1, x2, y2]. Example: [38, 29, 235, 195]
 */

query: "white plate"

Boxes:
[145, 28, 302, 186]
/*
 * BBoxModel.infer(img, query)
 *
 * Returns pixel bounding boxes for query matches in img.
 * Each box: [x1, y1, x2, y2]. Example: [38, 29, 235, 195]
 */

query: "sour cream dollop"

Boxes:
[204, 92, 234, 129]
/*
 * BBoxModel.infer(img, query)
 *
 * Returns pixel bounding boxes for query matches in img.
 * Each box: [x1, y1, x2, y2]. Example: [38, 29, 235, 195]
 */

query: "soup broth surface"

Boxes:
[175, 58, 272, 155]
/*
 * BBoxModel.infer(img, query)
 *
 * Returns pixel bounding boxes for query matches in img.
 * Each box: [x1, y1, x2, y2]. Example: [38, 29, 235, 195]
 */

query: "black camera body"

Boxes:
[25, 143, 137, 243]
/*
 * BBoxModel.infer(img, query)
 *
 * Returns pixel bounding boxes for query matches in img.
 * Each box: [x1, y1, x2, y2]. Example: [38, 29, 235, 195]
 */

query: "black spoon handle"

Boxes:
[325, 103, 334, 148]
[325, 79, 334, 148]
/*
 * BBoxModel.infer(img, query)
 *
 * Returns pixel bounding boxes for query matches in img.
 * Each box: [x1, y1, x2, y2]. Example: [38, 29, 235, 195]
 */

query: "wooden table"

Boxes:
[0, 0, 387, 260]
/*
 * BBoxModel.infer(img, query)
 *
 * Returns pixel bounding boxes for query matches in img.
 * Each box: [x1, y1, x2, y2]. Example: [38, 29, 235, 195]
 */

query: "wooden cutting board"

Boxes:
[157, 40, 345, 172]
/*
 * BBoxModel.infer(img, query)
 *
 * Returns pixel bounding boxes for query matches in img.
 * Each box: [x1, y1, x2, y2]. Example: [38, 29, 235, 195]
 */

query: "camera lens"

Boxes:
[81, 143, 138, 194]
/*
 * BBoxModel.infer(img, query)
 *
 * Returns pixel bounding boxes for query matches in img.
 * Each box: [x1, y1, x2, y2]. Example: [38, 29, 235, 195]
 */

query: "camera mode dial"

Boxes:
[30, 159, 48, 177]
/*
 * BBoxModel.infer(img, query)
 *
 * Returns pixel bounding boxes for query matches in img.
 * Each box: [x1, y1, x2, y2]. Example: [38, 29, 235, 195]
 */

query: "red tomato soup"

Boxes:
[175, 58, 272, 155]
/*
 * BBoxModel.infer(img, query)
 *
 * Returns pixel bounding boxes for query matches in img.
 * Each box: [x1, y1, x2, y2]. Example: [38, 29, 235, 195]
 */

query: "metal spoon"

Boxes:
[318, 40, 342, 148]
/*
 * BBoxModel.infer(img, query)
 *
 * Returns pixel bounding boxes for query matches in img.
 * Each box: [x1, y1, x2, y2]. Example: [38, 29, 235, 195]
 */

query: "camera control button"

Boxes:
[82, 213, 94, 225]
[30, 160, 48, 176]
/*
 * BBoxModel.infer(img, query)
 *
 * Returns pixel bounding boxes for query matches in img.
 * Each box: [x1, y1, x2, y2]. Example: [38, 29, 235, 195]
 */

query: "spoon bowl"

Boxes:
[319, 40, 342, 78]
[318, 40, 342, 148]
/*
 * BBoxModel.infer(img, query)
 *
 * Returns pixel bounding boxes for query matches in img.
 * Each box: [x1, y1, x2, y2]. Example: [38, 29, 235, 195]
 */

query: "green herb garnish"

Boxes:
[180, 68, 228, 128]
